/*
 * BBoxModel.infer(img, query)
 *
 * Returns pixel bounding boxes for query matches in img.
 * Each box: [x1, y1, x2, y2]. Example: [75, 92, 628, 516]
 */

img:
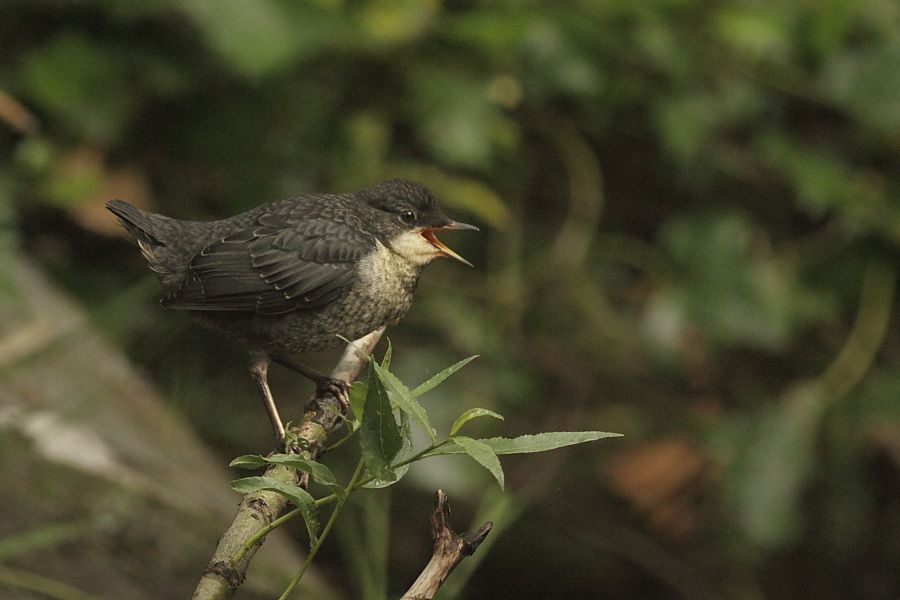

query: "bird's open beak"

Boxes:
[421, 220, 478, 267]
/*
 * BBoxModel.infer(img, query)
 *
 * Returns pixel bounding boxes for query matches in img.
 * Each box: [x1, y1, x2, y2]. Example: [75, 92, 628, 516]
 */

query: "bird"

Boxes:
[107, 179, 477, 443]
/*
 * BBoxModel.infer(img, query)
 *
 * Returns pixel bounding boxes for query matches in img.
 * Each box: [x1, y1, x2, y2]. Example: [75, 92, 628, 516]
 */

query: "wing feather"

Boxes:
[163, 214, 373, 314]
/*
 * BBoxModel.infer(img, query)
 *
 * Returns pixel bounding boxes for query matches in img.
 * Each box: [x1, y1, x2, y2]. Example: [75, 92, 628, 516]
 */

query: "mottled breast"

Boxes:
[355, 239, 424, 327]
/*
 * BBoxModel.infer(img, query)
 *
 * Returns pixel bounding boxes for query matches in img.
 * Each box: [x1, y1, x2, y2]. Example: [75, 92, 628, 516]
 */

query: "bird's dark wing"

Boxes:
[162, 214, 375, 315]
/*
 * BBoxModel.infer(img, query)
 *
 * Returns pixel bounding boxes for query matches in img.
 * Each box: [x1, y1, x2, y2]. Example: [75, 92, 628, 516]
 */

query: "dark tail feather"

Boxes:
[106, 199, 165, 246]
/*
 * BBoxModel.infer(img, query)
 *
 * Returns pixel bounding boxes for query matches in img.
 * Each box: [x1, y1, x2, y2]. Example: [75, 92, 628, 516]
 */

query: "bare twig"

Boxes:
[401, 490, 493, 600]
[190, 327, 385, 600]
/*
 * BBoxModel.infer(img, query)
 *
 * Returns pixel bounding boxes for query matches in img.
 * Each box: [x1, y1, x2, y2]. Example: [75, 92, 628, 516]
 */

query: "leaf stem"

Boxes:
[396, 440, 449, 469]
[277, 458, 366, 600]
[352, 439, 450, 489]
[230, 440, 451, 565]
[322, 426, 359, 453]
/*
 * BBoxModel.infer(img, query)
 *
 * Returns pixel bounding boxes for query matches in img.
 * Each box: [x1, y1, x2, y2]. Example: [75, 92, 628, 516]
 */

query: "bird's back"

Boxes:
[108, 194, 380, 313]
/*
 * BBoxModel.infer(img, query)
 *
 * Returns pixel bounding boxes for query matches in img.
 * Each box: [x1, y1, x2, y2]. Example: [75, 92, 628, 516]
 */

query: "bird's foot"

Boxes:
[314, 377, 351, 414]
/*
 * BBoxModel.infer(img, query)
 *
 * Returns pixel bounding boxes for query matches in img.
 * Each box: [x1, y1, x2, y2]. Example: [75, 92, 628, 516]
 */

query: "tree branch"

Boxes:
[190, 327, 385, 600]
[401, 490, 493, 600]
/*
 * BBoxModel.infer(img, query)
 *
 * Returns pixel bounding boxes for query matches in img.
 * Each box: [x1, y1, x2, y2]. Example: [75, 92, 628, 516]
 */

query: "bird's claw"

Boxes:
[315, 377, 351, 414]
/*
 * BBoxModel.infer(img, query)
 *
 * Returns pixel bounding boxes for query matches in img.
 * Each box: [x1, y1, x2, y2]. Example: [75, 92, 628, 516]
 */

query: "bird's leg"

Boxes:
[248, 349, 286, 445]
[271, 355, 351, 413]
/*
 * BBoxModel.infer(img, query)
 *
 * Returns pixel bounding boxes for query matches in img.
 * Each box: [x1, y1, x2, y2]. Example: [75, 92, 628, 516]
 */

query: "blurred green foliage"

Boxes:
[2, 0, 900, 598]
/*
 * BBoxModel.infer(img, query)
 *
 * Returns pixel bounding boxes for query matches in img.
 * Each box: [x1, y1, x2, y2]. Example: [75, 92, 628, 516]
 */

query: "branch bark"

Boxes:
[401, 490, 493, 600]
[190, 327, 385, 600]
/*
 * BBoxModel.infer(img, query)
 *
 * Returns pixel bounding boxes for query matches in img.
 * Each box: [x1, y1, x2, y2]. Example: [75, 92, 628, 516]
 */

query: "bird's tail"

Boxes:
[106, 199, 173, 274]
[107, 199, 165, 245]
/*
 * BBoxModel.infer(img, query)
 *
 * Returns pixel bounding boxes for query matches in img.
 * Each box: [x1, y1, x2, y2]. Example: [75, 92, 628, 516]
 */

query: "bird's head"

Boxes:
[362, 179, 478, 267]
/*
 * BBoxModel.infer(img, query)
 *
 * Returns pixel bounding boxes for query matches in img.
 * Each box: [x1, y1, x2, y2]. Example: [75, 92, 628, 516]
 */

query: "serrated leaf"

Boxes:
[231, 476, 319, 545]
[411, 355, 479, 397]
[230, 454, 346, 500]
[449, 408, 504, 437]
[398, 409, 411, 447]
[349, 381, 368, 426]
[359, 360, 403, 482]
[364, 443, 413, 489]
[453, 436, 505, 490]
[373, 361, 437, 442]
[362, 463, 409, 489]
[365, 410, 414, 489]
[363, 412, 413, 489]
[481, 431, 622, 454]
[425, 431, 622, 457]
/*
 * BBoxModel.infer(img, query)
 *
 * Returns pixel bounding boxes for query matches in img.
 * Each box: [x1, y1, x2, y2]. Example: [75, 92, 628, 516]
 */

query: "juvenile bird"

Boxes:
[107, 179, 477, 443]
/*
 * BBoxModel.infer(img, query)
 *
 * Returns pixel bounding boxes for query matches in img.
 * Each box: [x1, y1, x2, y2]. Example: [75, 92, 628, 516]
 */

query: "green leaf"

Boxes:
[349, 381, 368, 426]
[381, 339, 392, 370]
[231, 476, 319, 545]
[411, 355, 479, 397]
[425, 431, 622, 457]
[184, 0, 346, 78]
[229, 454, 271, 469]
[20, 32, 132, 141]
[449, 408, 504, 437]
[453, 436, 505, 490]
[373, 361, 437, 442]
[365, 409, 416, 489]
[230, 454, 346, 500]
[335, 489, 391, 600]
[363, 463, 410, 489]
[410, 70, 503, 169]
[363, 444, 413, 489]
[359, 360, 403, 482]
[721, 383, 825, 549]
[481, 431, 622, 454]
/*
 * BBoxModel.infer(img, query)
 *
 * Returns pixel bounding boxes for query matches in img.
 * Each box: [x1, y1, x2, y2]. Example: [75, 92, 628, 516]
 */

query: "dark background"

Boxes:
[2, 1, 900, 599]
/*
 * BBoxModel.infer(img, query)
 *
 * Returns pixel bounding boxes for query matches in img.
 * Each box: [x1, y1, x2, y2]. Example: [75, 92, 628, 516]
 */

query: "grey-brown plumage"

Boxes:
[107, 179, 476, 442]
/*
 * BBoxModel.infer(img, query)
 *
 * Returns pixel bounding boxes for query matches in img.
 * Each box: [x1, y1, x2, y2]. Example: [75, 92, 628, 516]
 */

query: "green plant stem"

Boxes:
[228, 507, 299, 566]
[817, 264, 896, 401]
[231, 440, 450, 565]
[0, 565, 98, 600]
[0, 520, 97, 563]
[322, 426, 359, 453]
[277, 458, 366, 600]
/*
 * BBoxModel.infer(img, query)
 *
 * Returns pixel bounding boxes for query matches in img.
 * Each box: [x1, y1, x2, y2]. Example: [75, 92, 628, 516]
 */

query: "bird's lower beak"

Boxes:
[421, 226, 475, 267]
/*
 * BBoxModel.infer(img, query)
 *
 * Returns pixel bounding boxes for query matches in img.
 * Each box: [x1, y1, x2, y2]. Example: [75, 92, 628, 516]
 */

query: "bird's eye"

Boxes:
[399, 210, 416, 225]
